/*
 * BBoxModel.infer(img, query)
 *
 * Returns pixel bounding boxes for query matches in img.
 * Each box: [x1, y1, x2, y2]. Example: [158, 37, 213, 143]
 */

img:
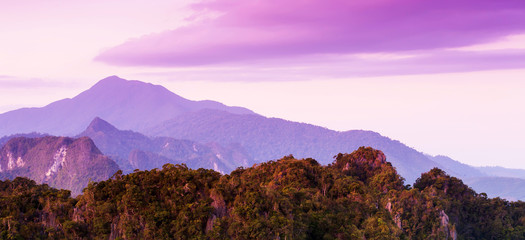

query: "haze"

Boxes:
[0, 0, 524, 168]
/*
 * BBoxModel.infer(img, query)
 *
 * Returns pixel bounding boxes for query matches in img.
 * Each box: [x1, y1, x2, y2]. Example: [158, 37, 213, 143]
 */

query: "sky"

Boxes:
[0, 0, 524, 168]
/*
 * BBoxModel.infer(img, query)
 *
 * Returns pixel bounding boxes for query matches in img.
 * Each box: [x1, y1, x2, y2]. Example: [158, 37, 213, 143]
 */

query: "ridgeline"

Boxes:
[1, 147, 524, 239]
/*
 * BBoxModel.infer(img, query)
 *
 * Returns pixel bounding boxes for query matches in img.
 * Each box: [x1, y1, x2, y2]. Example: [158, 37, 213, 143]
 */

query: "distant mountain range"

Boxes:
[146, 108, 441, 183]
[476, 166, 525, 179]
[0, 76, 524, 200]
[0, 76, 253, 137]
[0, 136, 118, 195]
[0, 132, 48, 146]
[429, 155, 525, 200]
[78, 117, 251, 173]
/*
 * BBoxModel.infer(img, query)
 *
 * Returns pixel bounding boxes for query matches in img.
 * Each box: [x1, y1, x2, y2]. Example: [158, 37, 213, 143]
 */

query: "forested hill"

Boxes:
[1, 147, 525, 239]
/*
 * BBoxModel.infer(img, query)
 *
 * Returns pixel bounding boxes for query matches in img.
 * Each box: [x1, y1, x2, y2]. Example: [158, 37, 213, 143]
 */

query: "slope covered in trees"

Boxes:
[1, 147, 524, 239]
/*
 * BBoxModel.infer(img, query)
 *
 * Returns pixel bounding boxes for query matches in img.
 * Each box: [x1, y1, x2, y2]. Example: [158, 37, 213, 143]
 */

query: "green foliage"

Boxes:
[0, 177, 76, 239]
[0, 147, 524, 239]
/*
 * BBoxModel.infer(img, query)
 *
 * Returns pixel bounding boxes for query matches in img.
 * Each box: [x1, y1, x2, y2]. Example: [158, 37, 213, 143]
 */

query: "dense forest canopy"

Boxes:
[1, 147, 524, 239]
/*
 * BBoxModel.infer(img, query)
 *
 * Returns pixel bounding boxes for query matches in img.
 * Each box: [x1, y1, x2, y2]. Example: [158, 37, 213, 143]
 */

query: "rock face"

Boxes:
[0, 136, 119, 195]
[439, 210, 457, 240]
[78, 117, 252, 173]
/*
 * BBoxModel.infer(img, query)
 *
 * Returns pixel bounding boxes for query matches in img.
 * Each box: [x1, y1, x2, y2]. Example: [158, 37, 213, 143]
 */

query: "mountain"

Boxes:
[0, 76, 254, 137]
[147, 108, 443, 183]
[464, 177, 525, 201]
[476, 166, 525, 180]
[0, 132, 48, 147]
[0, 136, 119, 195]
[2, 76, 525, 200]
[78, 117, 251, 173]
[70, 116, 525, 201]
[2, 147, 525, 239]
[429, 155, 525, 200]
[146, 109, 525, 201]
[427, 155, 486, 179]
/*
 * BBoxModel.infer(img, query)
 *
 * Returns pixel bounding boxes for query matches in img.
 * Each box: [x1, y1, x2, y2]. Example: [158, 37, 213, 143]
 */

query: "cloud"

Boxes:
[450, 34, 525, 52]
[0, 76, 78, 89]
[95, 0, 525, 69]
[132, 49, 525, 82]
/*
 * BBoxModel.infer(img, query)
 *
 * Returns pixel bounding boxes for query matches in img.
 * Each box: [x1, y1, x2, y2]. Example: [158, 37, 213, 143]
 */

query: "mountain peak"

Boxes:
[85, 117, 118, 133]
[89, 75, 144, 91]
[100, 75, 123, 81]
[102, 75, 122, 80]
[0, 76, 255, 137]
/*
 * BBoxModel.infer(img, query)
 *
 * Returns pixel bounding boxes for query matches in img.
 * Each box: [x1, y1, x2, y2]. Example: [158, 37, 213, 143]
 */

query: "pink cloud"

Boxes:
[95, 0, 525, 67]
[131, 49, 525, 82]
[0, 76, 76, 89]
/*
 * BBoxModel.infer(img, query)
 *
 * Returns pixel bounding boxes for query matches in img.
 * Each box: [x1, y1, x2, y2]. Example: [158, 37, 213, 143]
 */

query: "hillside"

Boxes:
[147, 108, 442, 183]
[0, 136, 119, 195]
[0, 76, 254, 137]
[147, 109, 525, 200]
[1, 76, 524, 200]
[78, 117, 251, 173]
[1, 147, 524, 239]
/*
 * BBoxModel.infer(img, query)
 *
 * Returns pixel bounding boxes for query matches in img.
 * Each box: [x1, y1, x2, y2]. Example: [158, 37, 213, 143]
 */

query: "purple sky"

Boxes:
[96, 0, 525, 68]
[0, 0, 524, 169]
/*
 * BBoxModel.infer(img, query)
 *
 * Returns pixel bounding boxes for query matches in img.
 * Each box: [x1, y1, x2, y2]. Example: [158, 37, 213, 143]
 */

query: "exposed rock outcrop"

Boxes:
[0, 136, 119, 195]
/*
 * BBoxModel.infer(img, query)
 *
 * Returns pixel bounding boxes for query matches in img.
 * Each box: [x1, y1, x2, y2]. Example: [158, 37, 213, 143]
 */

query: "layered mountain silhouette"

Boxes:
[429, 154, 525, 200]
[476, 166, 525, 179]
[0, 132, 48, 146]
[464, 177, 525, 201]
[146, 108, 443, 183]
[0, 136, 119, 195]
[78, 117, 251, 173]
[428, 155, 486, 179]
[1, 76, 524, 200]
[0, 76, 253, 137]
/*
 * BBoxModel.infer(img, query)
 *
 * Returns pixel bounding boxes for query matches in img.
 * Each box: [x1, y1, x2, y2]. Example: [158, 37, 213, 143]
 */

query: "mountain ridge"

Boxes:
[147, 108, 443, 183]
[0, 76, 254, 137]
[1, 76, 524, 200]
[2, 147, 524, 239]
[78, 117, 252, 173]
